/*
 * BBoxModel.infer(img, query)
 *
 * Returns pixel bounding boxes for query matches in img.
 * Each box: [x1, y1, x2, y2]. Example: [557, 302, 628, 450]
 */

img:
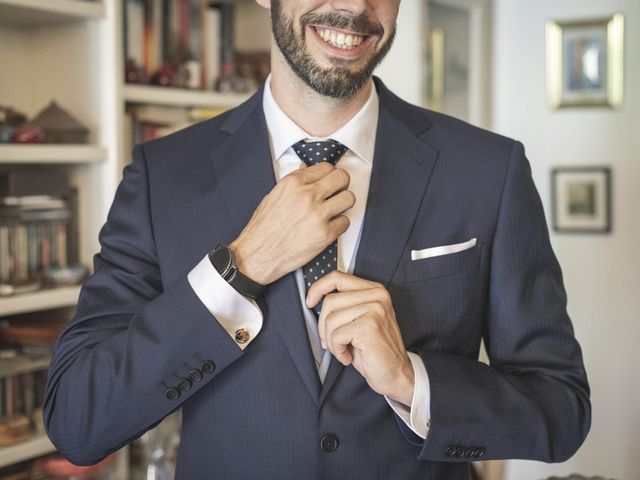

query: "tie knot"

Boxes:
[292, 139, 348, 166]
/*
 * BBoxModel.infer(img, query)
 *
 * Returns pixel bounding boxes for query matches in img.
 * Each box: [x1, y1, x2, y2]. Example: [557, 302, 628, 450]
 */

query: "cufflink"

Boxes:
[235, 328, 250, 344]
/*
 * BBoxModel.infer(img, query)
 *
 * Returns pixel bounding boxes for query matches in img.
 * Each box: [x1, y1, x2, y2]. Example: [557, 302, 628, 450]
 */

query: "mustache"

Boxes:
[300, 11, 384, 37]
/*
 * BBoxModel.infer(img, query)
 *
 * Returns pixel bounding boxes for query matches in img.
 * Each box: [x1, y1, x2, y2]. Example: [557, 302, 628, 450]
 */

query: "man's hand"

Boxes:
[230, 162, 355, 286]
[306, 270, 415, 407]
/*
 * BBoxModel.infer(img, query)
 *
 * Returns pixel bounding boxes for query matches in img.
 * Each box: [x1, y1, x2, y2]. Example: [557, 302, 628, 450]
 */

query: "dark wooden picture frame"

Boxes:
[551, 166, 612, 233]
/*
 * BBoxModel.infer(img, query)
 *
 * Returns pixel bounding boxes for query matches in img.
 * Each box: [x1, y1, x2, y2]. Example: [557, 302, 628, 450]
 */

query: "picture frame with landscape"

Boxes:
[546, 14, 624, 109]
[551, 167, 612, 233]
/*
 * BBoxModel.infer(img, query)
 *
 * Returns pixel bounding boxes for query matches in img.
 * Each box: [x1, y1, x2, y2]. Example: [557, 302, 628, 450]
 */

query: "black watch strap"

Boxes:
[208, 244, 265, 300]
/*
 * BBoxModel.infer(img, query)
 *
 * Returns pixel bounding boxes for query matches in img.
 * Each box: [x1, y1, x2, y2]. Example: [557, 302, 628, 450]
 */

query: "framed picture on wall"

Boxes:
[551, 167, 612, 233]
[546, 14, 624, 109]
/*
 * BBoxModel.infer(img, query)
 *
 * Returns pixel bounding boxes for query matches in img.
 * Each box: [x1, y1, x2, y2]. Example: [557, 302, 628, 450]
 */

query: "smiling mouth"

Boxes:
[311, 26, 369, 50]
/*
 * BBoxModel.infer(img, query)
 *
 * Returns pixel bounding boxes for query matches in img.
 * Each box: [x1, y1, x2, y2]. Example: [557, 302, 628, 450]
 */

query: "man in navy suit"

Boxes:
[43, 1, 590, 479]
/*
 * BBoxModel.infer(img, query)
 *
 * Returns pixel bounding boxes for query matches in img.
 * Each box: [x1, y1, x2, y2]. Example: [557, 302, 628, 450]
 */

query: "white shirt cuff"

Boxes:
[384, 351, 431, 439]
[187, 254, 263, 350]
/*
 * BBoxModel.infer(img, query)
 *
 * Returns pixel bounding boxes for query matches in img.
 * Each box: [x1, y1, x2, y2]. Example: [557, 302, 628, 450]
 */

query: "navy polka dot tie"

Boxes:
[292, 139, 348, 318]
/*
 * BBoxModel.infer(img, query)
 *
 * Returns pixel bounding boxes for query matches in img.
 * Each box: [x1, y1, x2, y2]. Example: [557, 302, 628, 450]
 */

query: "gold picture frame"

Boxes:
[546, 14, 624, 109]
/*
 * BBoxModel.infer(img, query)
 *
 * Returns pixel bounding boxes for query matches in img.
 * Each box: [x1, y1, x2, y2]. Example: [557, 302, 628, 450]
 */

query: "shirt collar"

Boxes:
[262, 73, 379, 165]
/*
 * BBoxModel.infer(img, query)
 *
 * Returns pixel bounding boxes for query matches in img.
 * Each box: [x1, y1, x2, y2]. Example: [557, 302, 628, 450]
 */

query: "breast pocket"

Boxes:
[404, 240, 481, 283]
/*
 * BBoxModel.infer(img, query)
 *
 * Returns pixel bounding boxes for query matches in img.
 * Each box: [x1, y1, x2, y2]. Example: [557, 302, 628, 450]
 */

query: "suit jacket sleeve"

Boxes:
[43, 144, 245, 466]
[410, 140, 591, 462]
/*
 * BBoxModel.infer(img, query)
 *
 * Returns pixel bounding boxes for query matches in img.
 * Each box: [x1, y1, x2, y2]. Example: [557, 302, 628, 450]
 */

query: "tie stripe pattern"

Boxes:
[292, 139, 348, 318]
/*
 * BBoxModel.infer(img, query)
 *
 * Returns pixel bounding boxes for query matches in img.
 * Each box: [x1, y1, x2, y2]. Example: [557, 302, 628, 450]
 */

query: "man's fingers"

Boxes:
[306, 270, 381, 309]
[298, 161, 335, 183]
[324, 189, 356, 218]
[330, 318, 363, 366]
[314, 168, 351, 200]
[320, 301, 372, 351]
[317, 291, 383, 347]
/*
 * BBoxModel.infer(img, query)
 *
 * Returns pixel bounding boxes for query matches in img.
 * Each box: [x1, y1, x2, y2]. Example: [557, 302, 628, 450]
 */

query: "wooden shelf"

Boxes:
[0, 286, 81, 317]
[0, 433, 56, 468]
[0, 0, 105, 27]
[123, 84, 253, 109]
[0, 145, 107, 164]
[0, 355, 51, 380]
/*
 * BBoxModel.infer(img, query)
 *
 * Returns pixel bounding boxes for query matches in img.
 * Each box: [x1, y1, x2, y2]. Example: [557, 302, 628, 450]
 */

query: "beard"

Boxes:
[270, 0, 396, 98]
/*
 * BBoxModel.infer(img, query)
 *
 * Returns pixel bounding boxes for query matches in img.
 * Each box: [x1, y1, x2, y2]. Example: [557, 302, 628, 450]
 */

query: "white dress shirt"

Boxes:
[187, 74, 430, 438]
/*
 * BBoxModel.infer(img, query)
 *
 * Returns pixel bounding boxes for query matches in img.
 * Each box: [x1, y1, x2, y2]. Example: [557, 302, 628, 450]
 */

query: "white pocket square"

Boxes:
[411, 238, 477, 261]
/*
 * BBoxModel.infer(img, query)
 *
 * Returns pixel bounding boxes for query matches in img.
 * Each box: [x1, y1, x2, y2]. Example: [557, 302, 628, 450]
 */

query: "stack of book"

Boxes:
[0, 170, 78, 295]
[0, 307, 72, 448]
[0, 357, 48, 447]
[124, 0, 265, 91]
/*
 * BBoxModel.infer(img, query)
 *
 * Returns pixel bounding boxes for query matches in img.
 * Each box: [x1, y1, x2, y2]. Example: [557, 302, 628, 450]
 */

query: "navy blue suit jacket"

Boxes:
[43, 77, 590, 479]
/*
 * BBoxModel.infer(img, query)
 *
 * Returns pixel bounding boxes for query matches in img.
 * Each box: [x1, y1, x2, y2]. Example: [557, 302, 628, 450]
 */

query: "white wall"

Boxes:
[492, 1, 640, 479]
[376, 0, 423, 104]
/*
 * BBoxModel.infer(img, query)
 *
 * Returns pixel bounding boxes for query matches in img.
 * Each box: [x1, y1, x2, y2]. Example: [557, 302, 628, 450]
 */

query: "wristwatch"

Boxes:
[208, 244, 265, 300]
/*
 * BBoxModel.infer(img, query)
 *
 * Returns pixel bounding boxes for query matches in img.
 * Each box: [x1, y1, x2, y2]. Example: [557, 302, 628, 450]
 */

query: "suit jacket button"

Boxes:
[189, 368, 203, 382]
[201, 360, 215, 374]
[445, 446, 455, 457]
[166, 387, 180, 401]
[453, 446, 464, 458]
[320, 434, 339, 452]
[177, 377, 192, 391]
[464, 447, 475, 458]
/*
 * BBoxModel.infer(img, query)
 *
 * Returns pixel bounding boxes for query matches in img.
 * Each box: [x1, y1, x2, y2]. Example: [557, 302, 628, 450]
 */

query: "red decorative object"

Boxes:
[11, 124, 45, 143]
[150, 62, 183, 87]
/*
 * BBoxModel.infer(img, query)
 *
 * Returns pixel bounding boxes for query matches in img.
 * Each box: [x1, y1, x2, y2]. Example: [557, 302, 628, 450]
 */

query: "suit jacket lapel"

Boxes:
[319, 77, 440, 405]
[210, 86, 322, 406]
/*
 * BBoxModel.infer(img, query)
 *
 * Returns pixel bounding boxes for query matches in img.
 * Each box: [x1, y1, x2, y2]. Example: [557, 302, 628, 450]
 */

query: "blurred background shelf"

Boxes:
[0, 0, 106, 27]
[122, 84, 253, 109]
[0, 433, 56, 468]
[0, 145, 107, 164]
[0, 286, 81, 317]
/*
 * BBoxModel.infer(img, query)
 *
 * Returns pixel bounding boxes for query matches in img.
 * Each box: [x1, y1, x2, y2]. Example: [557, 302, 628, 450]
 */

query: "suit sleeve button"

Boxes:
[473, 447, 485, 458]
[464, 447, 475, 458]
[445, 446, 455, 457]
[166, 387, 180, 400]
[177, 377, 192, 391]
[453, 446, 464, 458]
[189, 368, 203, 382]
[201, 360, 215, 374]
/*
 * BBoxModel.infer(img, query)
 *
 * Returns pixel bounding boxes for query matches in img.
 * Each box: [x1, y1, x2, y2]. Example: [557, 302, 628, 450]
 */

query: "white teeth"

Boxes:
[315, 27, 365, 50]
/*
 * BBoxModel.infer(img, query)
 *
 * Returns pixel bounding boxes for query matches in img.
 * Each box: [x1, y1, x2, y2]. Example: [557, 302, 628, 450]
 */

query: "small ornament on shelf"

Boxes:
[149, 61, 183, 88]
[10, 124, 45, 144]
[125, 57, 149, 84]
[31, 100, 89, 144]
[0, 105, 28, 144]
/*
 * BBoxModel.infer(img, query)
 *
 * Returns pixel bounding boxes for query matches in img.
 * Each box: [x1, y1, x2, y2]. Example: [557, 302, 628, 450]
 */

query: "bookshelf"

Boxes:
[0, 287, 81, 317]
[0, 0, 106, 26]
[0, 433, 56, 469]
[0, 0, 270, 477]
[123, 83, 251, 108]
[0, 145, 107, 164]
